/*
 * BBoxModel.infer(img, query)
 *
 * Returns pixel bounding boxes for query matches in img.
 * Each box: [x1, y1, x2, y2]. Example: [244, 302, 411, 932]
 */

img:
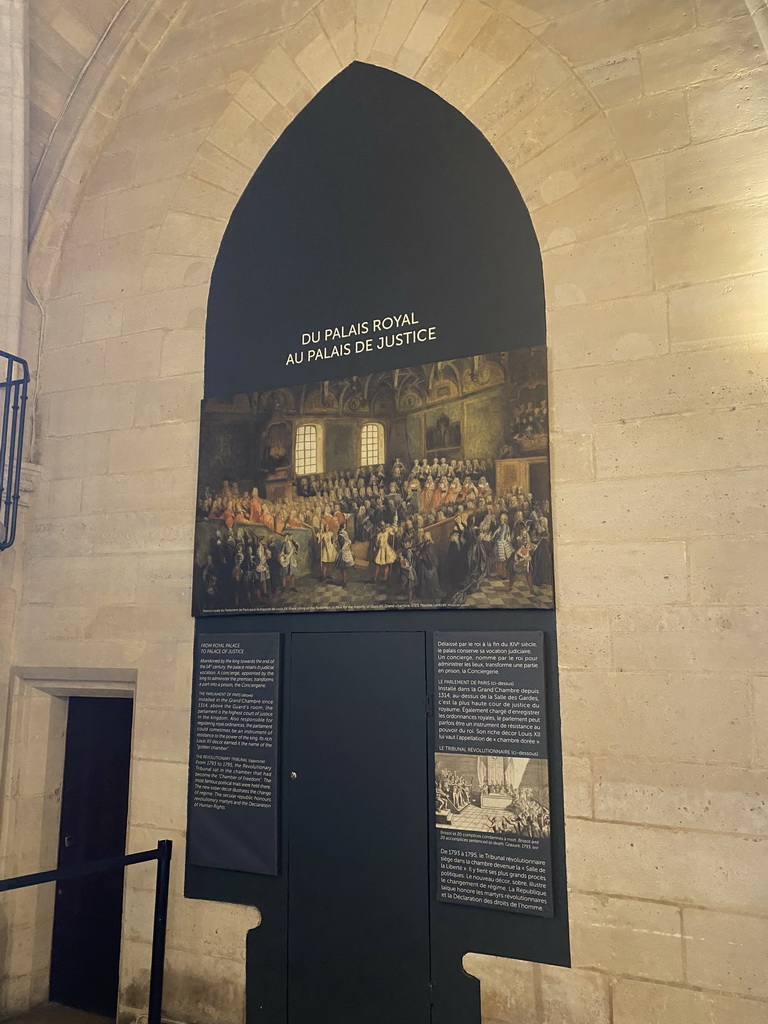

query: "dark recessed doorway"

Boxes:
[49, 697, 133, 1019]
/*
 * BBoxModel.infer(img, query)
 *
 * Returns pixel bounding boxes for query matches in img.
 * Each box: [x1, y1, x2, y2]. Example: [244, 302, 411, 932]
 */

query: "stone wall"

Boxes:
[0, 0, 25, 732]
[2, 0, 767, 1022]
[28, 0, 126, 179]
[26, 0, 177, 227]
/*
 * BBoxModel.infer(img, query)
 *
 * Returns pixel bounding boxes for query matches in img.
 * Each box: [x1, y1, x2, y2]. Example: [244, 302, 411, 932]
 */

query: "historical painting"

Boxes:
[192, 348, 554, 615]
[434, 754, 551, 837]
[426, 412, 461, 455]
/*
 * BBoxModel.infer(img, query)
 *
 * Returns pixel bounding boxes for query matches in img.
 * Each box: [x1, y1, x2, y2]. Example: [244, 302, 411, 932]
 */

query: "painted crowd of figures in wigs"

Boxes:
[435, 755, 551, 837]
[192, 348, 554, 614]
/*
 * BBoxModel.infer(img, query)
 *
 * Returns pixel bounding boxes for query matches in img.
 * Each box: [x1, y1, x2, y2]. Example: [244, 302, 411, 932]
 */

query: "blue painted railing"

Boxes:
[0, 349, 30, 551]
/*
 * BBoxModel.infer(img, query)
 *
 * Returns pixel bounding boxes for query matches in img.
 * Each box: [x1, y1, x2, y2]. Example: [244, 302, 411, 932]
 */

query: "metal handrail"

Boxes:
[0, 349, 30, 551]
[0, 839, 172, 1024]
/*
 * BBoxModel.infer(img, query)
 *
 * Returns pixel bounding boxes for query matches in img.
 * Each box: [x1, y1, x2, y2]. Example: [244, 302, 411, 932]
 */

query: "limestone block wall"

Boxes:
[3, 0, 767, 1022]
[26, 0, 181, 226]
[0, 0, 26, 736]
[28, 0, 126, 177]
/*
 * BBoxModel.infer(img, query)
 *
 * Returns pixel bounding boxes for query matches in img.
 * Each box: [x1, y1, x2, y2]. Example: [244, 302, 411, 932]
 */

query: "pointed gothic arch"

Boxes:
[205, 61, 545, 398]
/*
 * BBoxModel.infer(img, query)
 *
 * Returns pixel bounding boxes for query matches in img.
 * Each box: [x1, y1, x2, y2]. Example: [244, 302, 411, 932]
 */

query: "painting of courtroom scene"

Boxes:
[434, 754, 550, 837]
[192, 347, 554, 615]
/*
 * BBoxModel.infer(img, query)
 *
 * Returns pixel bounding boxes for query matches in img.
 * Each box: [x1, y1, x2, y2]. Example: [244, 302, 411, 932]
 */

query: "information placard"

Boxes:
[188, 633, 280, 874]
[434, 632, 553, 916]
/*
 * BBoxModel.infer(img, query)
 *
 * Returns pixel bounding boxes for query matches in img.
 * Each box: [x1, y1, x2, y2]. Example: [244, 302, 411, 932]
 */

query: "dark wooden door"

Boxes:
[286, 632, 431, 1024]
[50, 696, 133, 1017]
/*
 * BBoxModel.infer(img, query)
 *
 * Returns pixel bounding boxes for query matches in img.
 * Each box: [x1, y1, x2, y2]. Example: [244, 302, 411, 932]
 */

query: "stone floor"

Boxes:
[3, 1005, 111, 1024]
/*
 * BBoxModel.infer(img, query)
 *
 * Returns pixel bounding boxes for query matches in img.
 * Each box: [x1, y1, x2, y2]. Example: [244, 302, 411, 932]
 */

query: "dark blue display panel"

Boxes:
[434, 632, 552, 917]
[286, 632, 431, 1024]
[187, 61, 569, 1024]
[189, 633, 280, 875]
[205, 66, 544, 399]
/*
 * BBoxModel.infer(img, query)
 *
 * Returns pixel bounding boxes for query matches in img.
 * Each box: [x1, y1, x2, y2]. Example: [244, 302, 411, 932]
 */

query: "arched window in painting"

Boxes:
[360, 421, 384, 466]
[295, 422, 323, 475]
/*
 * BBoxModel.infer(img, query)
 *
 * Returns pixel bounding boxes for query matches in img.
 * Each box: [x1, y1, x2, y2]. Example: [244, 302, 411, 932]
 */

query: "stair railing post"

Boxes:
[147, 839, 173, 1024]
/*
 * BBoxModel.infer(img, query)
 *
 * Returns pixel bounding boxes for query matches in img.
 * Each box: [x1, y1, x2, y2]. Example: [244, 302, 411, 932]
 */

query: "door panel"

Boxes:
[286, 632, 431, 1024]
[50, 697, 133, 1017]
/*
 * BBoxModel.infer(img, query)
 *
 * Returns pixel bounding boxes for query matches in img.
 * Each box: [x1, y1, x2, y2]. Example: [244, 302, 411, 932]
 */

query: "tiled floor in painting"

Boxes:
[460, 573, 553, 610]
[220, 565, 553, 613]
[3, 1005, 111, 1024]
[438, 802, 510, 833]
